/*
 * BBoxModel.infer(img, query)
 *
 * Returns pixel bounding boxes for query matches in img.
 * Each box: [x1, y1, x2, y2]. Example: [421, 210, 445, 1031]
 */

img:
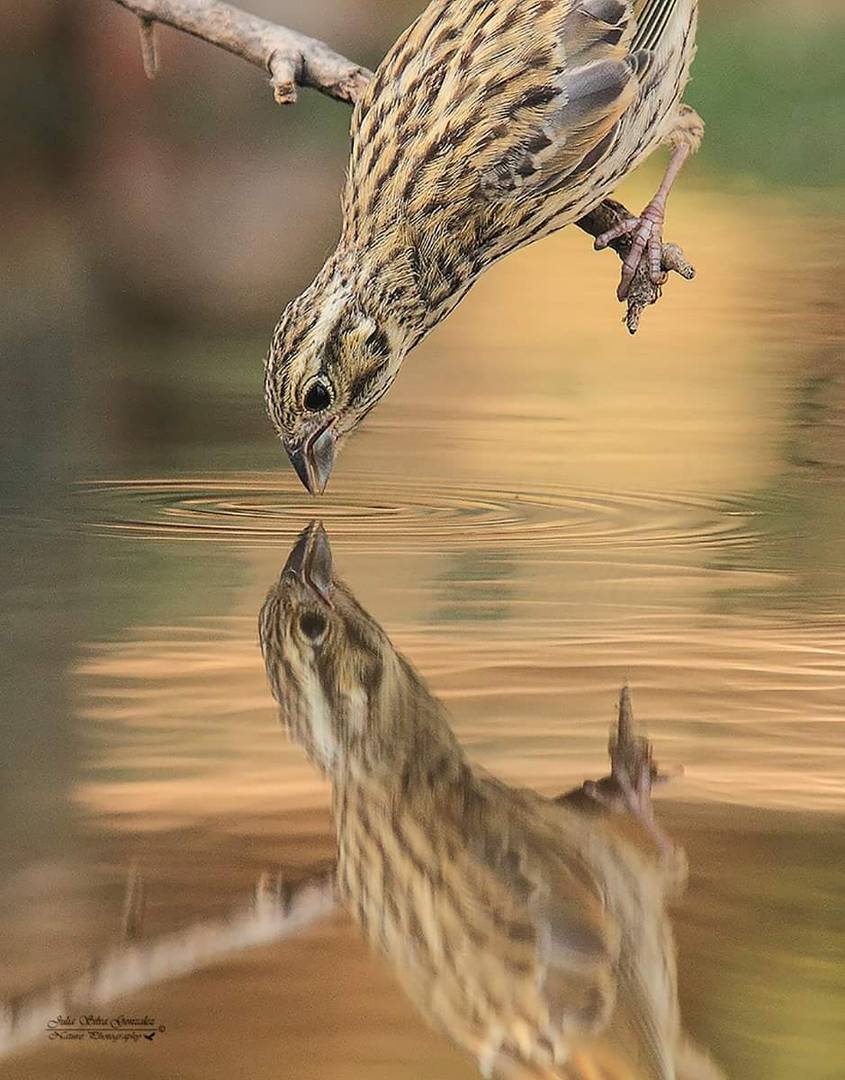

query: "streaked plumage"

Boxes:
[265, 0, 703, 493]
[259, 524, 723, 1079]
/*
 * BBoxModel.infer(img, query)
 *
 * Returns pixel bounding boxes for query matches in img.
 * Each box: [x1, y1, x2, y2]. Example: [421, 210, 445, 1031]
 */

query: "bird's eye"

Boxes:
[299, 611, 327, 641]
[304, 379, 333, 413]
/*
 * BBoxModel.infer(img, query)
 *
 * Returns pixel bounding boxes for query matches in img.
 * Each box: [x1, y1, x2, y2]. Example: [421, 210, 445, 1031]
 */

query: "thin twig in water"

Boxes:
[137, 16, 159, 79]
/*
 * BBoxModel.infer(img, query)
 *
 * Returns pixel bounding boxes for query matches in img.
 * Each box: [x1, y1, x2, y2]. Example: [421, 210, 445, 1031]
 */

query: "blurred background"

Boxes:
[4, 0, 845, 468]
[1, 2, 844, 1079]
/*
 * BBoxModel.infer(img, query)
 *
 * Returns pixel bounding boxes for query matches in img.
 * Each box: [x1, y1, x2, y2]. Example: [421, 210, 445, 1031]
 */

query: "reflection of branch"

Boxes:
[108, 0, 692, 331]
[0, 869, 336, 1060]
[112, 0, 372, 104]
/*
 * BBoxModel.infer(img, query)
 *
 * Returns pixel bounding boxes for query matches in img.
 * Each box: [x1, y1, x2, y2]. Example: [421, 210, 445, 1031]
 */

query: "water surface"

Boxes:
[1, 189, 843, 1078]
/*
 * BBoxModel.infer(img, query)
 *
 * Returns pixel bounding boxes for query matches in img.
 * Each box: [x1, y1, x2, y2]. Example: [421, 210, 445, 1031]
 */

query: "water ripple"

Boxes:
[79, 475, 766, 553]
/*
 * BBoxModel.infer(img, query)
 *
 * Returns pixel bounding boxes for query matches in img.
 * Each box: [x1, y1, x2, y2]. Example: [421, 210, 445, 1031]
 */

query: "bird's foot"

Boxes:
[582, 741, 661, 821]
[577, 197, 696, 333]
[595, 198, 683, 301]
[581, 688, 679, 858]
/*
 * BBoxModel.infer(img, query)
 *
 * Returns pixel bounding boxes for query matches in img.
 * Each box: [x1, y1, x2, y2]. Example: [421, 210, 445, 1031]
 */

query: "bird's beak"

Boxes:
[283, 521, 334, 603]
[285, 425, 336, 496]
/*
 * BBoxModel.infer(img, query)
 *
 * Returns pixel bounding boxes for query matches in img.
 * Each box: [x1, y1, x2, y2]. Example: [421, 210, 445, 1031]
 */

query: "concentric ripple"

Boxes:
[79, 474, 767, 554]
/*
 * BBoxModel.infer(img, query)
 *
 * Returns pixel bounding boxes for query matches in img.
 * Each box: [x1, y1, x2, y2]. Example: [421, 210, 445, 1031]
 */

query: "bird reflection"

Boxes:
[259, 524, 724, 1080]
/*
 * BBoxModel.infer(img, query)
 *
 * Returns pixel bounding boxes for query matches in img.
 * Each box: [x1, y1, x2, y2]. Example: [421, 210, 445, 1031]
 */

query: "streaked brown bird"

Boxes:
[259, 524, 723, 1079]
[265, 1, 704, 494]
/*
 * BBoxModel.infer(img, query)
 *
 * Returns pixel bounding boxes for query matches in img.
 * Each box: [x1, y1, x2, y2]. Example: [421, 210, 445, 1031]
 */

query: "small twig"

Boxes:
[0, 869, 336, 1061]
[112, 0, 372, 105]
[267, 48, 300, 105]
[616, 683, 635, 747]
[137, 16, 159, 79]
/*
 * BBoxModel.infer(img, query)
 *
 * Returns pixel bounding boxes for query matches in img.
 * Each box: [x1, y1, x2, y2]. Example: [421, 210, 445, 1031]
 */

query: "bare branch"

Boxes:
[112, 0, 372, 105]
[0, 869, 336, 1060]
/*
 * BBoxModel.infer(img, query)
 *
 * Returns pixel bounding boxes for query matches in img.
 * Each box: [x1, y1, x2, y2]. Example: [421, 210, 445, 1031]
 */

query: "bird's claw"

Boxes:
[579, 688, 681, 859]
[594, 200, 671, 300]
[593, 204, 695, 333]
[583, 736, 660, 819]
[579, 197, 696, 334]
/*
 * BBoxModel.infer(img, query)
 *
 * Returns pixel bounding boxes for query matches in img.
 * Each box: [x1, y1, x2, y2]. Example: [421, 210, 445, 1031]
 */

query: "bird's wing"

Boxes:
[474, 0, 688, 201]
[347, 0, 698, 261]
[629, 0, 688, 81]
[632, 0, 685, 51]
[471, 0, 644, 201]
[462, 781, 676, 1080]
[454, 780, 620, 1038]
[348, 0, 644, 231]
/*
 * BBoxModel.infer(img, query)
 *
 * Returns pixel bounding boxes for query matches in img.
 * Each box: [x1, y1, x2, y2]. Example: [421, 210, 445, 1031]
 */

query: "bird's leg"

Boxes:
[593, 104, 704, 305]
[594, 140, 691, 301]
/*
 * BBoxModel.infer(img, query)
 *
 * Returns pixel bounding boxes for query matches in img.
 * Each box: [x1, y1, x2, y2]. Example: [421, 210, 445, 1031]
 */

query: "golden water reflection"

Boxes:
[257, 524, 725, 1078]
[2, 188, 843, 1078]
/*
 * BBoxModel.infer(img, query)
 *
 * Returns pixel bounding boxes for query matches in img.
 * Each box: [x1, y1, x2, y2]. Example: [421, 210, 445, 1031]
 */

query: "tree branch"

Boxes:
[109, 0, 693, 329]
[113, 0, 372, 104]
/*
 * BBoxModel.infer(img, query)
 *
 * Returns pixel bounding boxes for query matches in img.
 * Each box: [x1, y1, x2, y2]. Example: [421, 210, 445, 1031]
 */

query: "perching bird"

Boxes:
[265, 0, 704, 493]
[259, 523, 724, 1079]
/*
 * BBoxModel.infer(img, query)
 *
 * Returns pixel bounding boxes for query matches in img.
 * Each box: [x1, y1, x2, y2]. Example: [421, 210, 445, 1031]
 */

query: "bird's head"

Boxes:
[265, 274, 405, 494]
[259, 522, 397, 772]
[259, 523, 458, 776]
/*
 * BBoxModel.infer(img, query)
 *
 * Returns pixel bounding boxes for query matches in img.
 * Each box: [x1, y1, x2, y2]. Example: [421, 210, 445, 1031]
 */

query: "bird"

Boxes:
[265, 0, 704, 494]
[259, 522, 724, 1079]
